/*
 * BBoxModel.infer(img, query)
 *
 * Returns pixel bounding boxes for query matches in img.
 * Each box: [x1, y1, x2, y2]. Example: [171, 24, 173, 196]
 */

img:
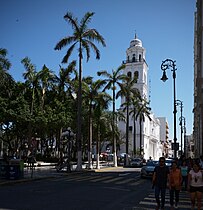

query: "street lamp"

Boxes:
[176, 100, 183, 156]
[160, 59, 177, 158]
[179, 116, 186, 156]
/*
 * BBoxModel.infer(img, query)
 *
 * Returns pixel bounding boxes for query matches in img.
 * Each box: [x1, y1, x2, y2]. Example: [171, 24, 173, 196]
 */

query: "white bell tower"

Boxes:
[118, 34, 161, 161]
[121, 33, 148, 105]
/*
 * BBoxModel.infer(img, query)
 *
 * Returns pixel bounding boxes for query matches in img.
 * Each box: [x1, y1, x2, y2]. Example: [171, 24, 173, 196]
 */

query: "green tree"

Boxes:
[83, 77, 110, 169]
[55, 11, 106, 170]
[38, 65, 56, 110]
[97, 64, 127, 167]
[118, 76, 141, 164]
[93, 91, 111, 169]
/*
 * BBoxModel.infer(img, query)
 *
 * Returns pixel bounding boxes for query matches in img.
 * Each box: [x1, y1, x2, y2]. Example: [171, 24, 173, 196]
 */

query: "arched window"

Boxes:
[132, 54, 135, 62]
[134, 71, 139, 82]
[127, 71, 132, 78]
[139, 54, 142, 61]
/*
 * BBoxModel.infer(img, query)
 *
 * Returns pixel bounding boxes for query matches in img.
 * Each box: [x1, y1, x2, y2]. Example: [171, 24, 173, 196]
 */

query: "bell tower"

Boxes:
[121, 34, 148, 105]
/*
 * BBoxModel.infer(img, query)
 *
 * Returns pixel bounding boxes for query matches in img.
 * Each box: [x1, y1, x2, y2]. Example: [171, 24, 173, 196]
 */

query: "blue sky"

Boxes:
[1, 0, 195, 142]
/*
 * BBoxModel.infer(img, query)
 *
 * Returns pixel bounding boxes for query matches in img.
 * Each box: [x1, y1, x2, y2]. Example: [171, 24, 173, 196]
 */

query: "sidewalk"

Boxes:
[0, 162, 137, 186]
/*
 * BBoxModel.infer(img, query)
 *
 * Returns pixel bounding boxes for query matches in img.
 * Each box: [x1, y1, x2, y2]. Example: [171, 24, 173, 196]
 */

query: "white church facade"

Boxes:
[118, 34, 163, 160]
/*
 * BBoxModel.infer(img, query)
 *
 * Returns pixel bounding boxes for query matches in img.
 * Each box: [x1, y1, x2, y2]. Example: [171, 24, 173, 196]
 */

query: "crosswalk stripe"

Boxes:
[137, 190, 203, 210]
[103, 177, 124, 183]
[62, 175, 100, 182]
[90, 176, 114, 182]
[50, 174, 142, 186]
[129, 179, 145, 186]
[115, 178, 135, 184]
[144, 197, 191, 204]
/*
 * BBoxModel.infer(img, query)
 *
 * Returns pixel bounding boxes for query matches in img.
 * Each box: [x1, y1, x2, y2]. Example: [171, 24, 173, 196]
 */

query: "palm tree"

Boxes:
[129, 98, 141, 156]
[118, 77, 141, 165]
[56, 61, 77, 101]
[38, 65, 56, 109]
[55, 12, 106, 170]
[0, 48, 15, 96]
[93, 92, 111, 169]
[21, 57, 38, 116]
[83, 77, 110, 169]
[97, 64, 127, 167]
[135, 100, 151, 156]
[21, 57, 39, 149]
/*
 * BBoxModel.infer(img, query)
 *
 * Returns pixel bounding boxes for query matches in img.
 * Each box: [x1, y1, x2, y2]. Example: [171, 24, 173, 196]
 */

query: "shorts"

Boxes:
[190, 185, 203, 193]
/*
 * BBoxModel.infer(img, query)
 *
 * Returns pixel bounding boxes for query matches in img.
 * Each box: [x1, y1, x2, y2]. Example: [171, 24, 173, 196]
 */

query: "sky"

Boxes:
[1, 0, 195, 143]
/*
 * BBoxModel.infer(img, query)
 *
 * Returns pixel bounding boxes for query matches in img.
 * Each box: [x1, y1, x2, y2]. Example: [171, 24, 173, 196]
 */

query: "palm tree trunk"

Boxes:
[139, 118, 142, 156]
[88, 104, 93, 169]
[96, 124, 100, 169]
[133, 110, 136, 156]
[125, 100, 129, 166]
[112, 85, 117, 167]
[76, 47, 83, 171]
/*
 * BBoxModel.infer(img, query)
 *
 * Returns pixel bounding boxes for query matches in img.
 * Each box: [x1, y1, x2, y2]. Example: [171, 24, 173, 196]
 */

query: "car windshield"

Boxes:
[146, 161, 158, 166]
[132, 158, 141, 161]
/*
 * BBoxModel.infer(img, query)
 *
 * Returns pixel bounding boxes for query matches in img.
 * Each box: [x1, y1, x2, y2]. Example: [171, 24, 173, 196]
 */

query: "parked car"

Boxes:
[165, 159, 173, 167]
[117, 153, 131, 166]
[140, 160, 159, 178]
[130, 158, 143, 167]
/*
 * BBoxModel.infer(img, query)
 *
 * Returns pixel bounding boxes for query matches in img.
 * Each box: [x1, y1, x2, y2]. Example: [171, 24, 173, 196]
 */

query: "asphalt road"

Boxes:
[0, 170, 151, 210]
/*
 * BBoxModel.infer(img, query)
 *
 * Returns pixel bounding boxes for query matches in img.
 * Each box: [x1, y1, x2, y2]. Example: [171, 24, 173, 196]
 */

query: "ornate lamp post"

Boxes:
[176, 100, 183, 156]
[179, 116, 186, 156]
[160, 59, 177, 158]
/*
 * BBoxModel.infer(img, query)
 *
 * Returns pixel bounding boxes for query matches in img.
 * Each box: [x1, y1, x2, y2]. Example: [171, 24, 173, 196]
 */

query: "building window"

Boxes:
[134, 71, 139, 82]
[127, 71, 132, 78]
[132, 54, 135, 62]
[139, 54, 142, 61]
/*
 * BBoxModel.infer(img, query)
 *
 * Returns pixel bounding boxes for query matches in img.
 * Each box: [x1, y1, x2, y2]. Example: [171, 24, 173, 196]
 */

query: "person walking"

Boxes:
[168, 161, 182, 209]
[152, 157, 170, 210]
[180, 160, 188, 190]
[188, 162, 203, 210]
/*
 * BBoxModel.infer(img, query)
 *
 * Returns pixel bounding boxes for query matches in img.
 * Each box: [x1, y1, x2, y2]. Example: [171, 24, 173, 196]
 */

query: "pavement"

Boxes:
[0, 161, 139, 186]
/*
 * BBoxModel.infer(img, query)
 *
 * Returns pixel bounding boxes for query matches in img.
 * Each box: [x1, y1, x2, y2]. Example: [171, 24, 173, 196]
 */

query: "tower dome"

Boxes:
[130, 33, 142, 47]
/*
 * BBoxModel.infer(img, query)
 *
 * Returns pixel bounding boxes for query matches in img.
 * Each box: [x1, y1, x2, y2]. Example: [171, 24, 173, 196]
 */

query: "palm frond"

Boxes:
[62, 44, 76, 63]
[80, 12, 95, 32]
[64, 12, 80, 33]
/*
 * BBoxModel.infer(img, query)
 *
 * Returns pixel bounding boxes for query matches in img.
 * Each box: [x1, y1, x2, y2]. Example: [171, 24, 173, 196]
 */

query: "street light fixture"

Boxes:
[160, 59, 177, 158]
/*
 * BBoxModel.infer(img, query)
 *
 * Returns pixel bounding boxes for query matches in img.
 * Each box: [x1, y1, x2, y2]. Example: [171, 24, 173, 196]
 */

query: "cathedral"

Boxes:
[118, 34, 163, 160]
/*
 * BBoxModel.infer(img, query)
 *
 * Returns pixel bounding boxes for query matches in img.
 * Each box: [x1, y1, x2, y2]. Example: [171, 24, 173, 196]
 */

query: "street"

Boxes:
[0, 169, 197, 210]
[0, 170, 150, 210]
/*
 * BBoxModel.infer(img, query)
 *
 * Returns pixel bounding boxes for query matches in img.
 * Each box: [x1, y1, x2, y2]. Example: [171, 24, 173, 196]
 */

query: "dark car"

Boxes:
[140, 160, 159, 178]
[130, 158, 143, 167]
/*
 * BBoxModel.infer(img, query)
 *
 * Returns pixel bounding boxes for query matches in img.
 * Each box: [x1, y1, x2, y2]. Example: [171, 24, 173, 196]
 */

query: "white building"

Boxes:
[118, 34, 162, 160]
[157, 117, 172, 158]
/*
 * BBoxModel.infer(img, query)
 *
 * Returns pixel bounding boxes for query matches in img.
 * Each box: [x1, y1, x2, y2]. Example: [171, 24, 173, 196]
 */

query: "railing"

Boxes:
[122, 58, 147, 65]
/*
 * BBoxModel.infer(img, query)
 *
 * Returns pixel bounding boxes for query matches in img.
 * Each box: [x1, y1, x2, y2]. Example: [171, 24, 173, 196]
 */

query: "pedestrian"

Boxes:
[152, 157, 170, 210]
[188, 162, 203, 210]
[168, 161, 182, 209]
[180, 160, 188, 190]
